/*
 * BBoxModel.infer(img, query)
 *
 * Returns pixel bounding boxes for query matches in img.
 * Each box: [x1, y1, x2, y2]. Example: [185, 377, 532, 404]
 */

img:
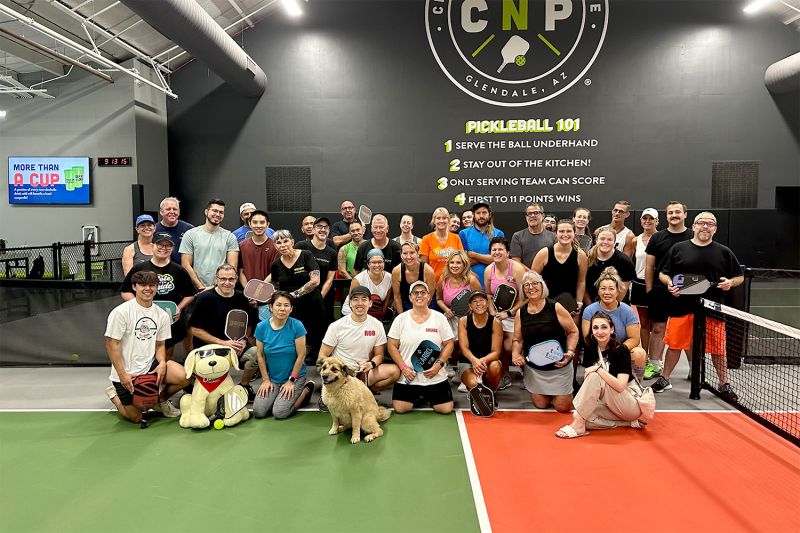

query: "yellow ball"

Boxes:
[70, 354, 79, 361]
[213, 419, 225, 430]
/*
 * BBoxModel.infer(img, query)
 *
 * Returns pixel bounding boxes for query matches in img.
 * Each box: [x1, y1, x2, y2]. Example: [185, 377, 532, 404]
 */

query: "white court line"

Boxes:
[0, 407, 747, 414]
[750, 305, 800, 308]
[456, 411, 492, 533]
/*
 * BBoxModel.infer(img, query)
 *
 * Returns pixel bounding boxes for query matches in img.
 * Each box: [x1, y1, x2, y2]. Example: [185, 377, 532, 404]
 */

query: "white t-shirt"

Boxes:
[321, 314, 387, 369]
[104, 299, 171, 382]
[387, 310, 453, 386]
[341, 270, 392, 315]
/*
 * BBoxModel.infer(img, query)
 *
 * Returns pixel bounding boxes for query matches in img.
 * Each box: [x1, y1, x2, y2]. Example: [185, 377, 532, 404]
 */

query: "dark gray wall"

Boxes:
[167, 0, 798, 224]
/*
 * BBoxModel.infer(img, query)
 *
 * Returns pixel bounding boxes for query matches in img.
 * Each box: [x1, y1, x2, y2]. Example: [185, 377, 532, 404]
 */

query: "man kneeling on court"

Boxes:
[104, 271, 190, 423]
[316, 286, 400, 410]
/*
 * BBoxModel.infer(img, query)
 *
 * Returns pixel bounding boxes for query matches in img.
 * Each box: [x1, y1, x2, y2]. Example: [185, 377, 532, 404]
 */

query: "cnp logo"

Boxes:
[425, 0, 608, 106]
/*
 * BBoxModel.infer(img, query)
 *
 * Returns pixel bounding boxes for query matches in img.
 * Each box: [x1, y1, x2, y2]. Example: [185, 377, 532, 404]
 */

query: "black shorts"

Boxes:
[647, 285, 671, 322]
[630, 279, 647, 307]
[112, 360, 158, 406]
[392, 380, 453, 407]
[165, 319, 187, 349]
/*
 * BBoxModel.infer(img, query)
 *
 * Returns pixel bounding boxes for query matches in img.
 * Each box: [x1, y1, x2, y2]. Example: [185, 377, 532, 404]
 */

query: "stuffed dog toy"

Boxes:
[318, 356, 391, 443]
[179, 344, 250, 429]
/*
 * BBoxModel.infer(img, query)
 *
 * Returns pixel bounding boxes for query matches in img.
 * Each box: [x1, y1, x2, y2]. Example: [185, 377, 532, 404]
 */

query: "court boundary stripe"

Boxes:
[0, 408, 754, 414]
[456, 410, 492, 533]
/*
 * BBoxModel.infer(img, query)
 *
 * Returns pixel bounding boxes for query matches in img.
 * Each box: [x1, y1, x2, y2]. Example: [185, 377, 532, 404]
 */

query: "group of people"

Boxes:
[105, 196, 744, 438]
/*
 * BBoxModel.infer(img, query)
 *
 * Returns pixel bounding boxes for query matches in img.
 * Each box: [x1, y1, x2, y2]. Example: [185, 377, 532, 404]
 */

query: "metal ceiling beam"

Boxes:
[0, 2, 177, 98]
[0, 34, 67, 76]
[0, 27, 112, 82]
[50, 0, 172, 75]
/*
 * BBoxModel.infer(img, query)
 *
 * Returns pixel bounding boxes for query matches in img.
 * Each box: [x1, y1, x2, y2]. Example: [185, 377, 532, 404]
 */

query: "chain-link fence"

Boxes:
[0, 240, 128, 281]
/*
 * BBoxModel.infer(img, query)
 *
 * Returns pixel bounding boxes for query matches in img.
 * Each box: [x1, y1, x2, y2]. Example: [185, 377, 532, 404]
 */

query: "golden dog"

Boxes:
[179, 344, 250, 429]
[319, 356, 391, 443]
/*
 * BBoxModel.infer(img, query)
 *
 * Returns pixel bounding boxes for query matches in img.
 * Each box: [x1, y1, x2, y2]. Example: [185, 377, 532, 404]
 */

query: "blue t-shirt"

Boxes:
[582, 302, 639, 343]
[254, 317, 307, 384]
[459, 226, 504, 289]
[155, 220, 194, 263]
[233, 225, 274, 243]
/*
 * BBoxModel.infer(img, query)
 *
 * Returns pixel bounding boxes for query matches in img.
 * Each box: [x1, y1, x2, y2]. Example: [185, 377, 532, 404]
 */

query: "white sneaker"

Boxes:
[104, 385, 117, 400]
[154, 400, 181, 418]
[446, 367, 456, 378]
[457, 383, 468, 393]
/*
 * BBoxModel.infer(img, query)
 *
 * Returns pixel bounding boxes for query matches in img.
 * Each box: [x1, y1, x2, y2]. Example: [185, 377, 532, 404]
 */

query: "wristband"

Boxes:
[400, 363, 408, 371]
[369, 360, 377, 369]
[436, 359, 446, 367]
[290, 372, 299, 379]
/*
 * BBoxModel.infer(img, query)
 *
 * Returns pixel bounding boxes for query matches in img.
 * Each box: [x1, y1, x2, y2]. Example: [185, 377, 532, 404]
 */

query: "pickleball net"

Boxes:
[691, 298, 800, 447]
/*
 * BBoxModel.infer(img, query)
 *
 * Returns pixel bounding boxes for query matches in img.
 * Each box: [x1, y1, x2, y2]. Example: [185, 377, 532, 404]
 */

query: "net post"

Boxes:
[689, 299, 706, 400]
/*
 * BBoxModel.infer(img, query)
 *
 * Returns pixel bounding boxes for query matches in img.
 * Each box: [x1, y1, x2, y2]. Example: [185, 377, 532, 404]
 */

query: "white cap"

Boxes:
[641, 208, 658, 219]
[239, 202, 256, 214]
[408, 280, 429, 296]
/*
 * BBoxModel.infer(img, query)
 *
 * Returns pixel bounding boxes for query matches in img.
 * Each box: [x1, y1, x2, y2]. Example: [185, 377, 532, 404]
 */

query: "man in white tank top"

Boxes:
[608, 200, 635, 257]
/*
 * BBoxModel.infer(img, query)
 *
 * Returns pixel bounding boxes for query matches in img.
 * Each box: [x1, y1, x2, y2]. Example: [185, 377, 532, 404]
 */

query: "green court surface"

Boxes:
[750, 286, 800, 328]
[0, 412, 479, 533]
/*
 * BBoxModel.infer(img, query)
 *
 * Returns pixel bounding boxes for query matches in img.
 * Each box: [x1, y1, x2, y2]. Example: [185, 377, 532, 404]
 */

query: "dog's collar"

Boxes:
[197, 374, 227, 392]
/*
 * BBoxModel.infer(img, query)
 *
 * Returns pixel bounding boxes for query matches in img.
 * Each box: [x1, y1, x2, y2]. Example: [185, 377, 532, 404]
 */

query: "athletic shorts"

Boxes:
[112, 360, 158, 406]
[165, 319, 186, 349]
[664, 314, 726, 355]
[647, 286, 671, 322]
[392, 380, 453, 407]
[630, 279, 647, 307]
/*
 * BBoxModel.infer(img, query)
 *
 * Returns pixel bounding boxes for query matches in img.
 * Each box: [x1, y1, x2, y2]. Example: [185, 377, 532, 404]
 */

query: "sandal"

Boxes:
[555, 425, 590, 439]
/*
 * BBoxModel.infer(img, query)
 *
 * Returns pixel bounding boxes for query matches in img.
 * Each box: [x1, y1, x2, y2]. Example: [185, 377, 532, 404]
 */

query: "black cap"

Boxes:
[350, 285, 372, 299]
[153, 232, 174, 245]
[468, 290, 488, 302]
[471, 202, 491, 212]
[314, 216, 332, 227]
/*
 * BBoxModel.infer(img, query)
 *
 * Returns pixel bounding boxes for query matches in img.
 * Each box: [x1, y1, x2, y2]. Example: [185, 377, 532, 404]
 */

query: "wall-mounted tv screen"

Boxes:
[8, 156, 92, 205]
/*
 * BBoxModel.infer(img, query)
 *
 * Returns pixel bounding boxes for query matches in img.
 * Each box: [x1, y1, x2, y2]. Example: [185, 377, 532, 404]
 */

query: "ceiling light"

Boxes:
[282, 0, 303, 17]
[743, 0, 774, 14]
[0, 110, 6, 119]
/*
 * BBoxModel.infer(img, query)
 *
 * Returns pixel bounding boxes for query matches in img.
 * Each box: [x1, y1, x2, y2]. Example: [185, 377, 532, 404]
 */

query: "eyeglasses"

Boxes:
[155, 243, 173, 249]
[695, 221, 717, 228]
[314, 224, 330, 230]
[523, 281, 542, 288]
[341, 206, 355, 211]
[411, 290, 428, 297]
[526, 211, 543, 217]
[208, 209, 224, 215]
[612, 208, 628, 214]
[216, 277, 237, 283]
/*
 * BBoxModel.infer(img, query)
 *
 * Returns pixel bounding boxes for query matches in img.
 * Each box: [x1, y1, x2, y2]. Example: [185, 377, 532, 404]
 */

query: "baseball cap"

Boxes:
[468, 290, 488, 303]
[135, 214, 155, 226]
[471, 202, 491, 212]
[641, 208, 659, 219]
[409, 280, 429, 296]
[349, 285, 372, 299]
[314, 216, 331, 227]
[239, 202, 256, 214]
[153, 232, 174, 245]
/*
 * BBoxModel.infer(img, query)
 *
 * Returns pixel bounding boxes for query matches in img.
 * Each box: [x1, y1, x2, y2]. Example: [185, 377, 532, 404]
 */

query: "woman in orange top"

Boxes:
[420, 207, 464, 281]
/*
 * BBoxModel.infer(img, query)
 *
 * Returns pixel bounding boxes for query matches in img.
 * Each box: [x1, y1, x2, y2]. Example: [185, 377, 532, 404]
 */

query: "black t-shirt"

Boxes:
[120, 260, 195, 305]
[294, 241, 337, 281]
[586, 250, 636, 302]
[659, 240, 742, 317]
[270, 250, 321, 293]
[189, 289, 257, 349]
[646, 228, 693, 277]
[354, 239, 402, 273]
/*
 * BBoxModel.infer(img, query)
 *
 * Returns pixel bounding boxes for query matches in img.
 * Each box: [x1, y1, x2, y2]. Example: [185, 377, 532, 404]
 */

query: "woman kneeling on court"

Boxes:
[254, 291, 315, 419]
[512, 271, 579, 413]
[387, 280, 455, 414]
[556, 311, 645, 438]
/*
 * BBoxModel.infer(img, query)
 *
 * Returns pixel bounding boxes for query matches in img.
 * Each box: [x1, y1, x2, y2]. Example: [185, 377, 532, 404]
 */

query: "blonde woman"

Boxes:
[436, 250, 482, 339]
[420, 207, 464, 281]
[585, 226, 635, 304]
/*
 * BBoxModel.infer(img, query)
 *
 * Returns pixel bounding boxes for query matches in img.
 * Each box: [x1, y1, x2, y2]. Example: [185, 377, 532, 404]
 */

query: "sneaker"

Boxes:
[643, 361, 662, 380]
[446, 367, 456, 378]
[242, 384, 256, 403]
[651, 376, 672, 393]
[104, 385, 117, 400]
[299, 380, 315, 408]
[154, 400, 181, 418]
[498, 375, 512, 391]
[318, 396, 329, 412]
[457, 383, 468, 393]
[718, 383, 739, 403]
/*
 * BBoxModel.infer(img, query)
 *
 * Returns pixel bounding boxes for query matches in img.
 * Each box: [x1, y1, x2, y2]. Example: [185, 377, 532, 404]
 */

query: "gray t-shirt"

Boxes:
[509, 228, 556, 268]
[179, 226, 239, 286]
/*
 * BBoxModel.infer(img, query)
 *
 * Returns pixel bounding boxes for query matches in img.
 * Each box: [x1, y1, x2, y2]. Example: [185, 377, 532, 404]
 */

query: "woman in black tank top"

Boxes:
[531, 220, 588, 316]
[392, 242, 436, 313]
[457, 291, 503, 391]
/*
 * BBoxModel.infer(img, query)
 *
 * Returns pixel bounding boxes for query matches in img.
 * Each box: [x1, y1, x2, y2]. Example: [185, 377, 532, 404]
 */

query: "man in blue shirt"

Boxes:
[459, 202, 504, 289]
